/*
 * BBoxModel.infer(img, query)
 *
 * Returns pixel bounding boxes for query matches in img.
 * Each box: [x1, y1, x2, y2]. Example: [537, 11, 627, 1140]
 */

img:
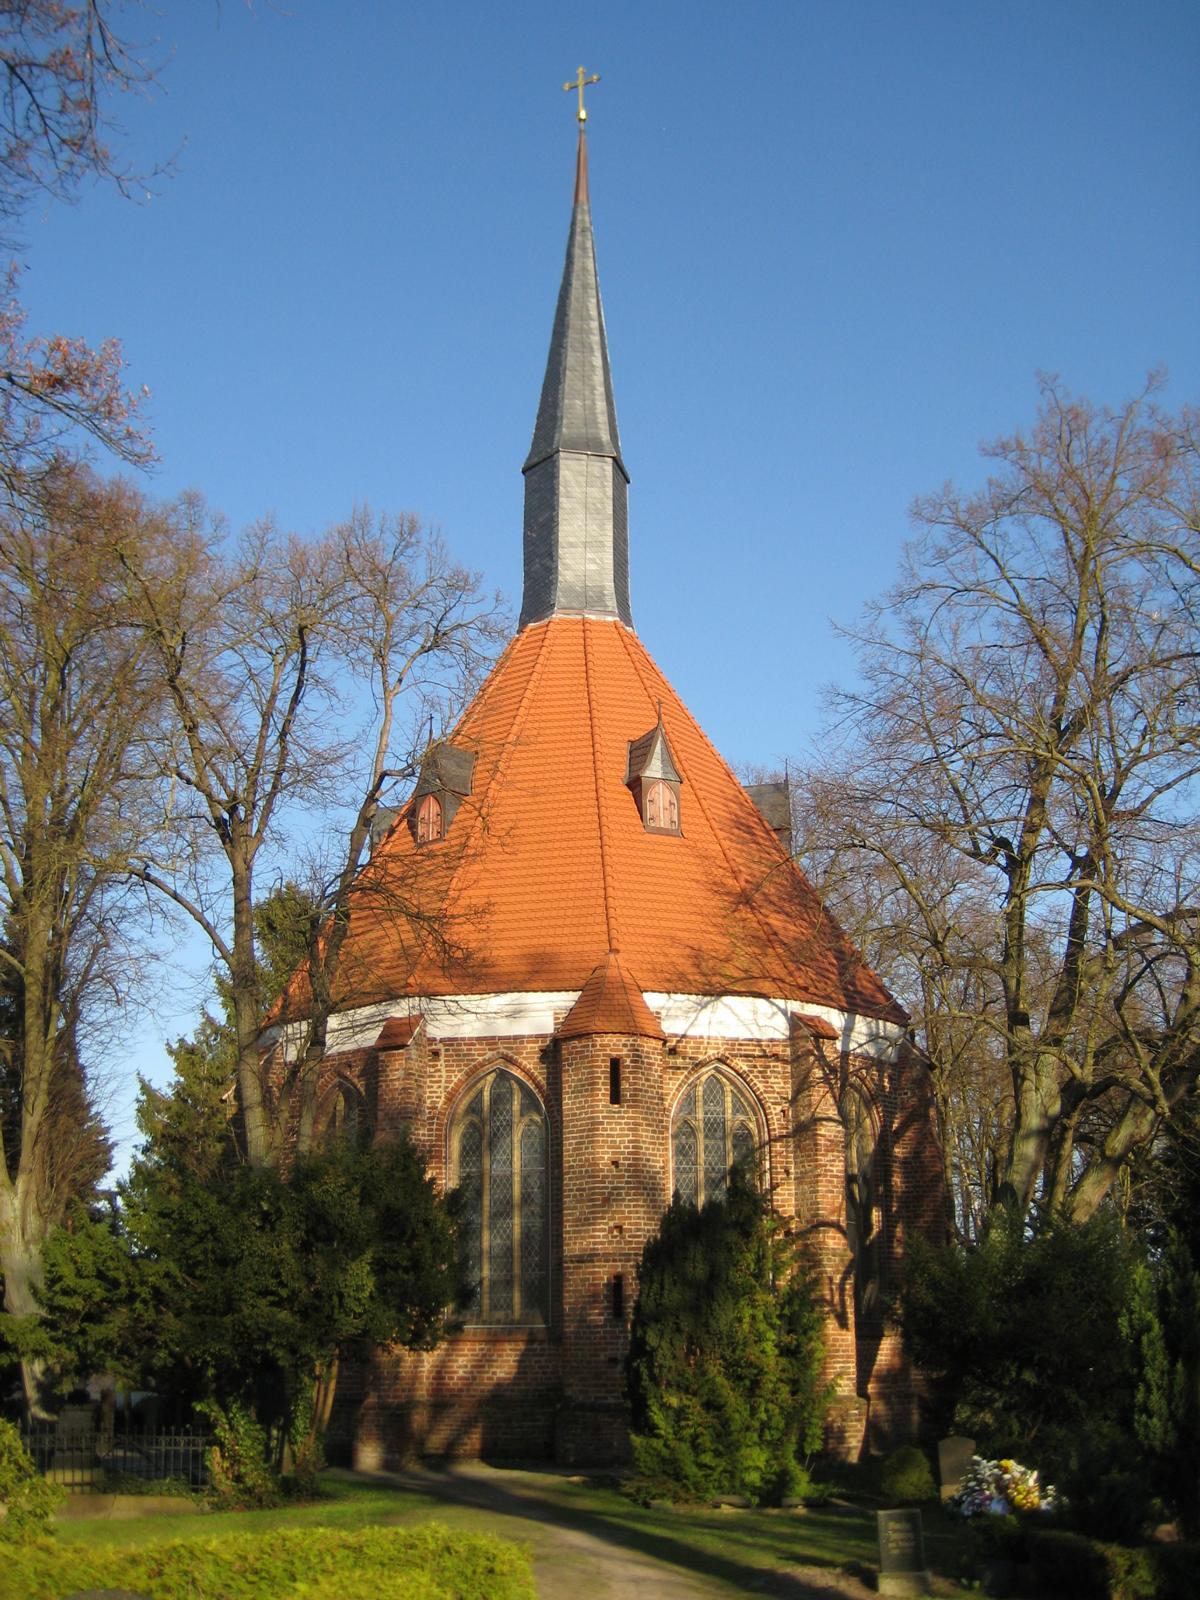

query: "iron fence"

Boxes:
[20, 1426, 212, 1493]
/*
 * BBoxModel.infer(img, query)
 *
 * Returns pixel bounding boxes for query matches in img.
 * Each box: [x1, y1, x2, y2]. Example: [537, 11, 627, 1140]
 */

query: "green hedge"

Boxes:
[1028, 1528, 1200, 1600]
[0, 1521, 536, 1600]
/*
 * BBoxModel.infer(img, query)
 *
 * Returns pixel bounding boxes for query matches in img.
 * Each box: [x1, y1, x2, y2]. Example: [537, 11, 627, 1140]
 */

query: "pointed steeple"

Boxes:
[520, 126, 632, 630]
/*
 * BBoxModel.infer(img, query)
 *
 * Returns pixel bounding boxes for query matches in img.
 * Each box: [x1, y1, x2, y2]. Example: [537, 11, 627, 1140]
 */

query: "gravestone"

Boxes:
[937, 1434, 976, 1501]
[876, 1508, 932, 1597]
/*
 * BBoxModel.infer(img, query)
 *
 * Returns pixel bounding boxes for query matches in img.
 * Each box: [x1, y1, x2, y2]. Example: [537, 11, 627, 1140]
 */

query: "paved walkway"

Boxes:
[342, 1464, 880, 1600]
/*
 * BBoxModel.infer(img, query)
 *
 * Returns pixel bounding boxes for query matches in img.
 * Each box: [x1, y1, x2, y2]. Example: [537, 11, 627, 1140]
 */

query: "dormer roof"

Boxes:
[626, 710, 681, 786]
[412, 743, 476, 802]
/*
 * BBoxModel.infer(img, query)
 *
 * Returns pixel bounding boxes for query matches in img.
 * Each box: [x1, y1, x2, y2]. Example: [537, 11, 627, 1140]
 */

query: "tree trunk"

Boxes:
[229, 835, 270, 1166]
[0, 1209, 51, 1419]
[314, 1352, 340, 1437]
[998, 1047, 1062, 1216]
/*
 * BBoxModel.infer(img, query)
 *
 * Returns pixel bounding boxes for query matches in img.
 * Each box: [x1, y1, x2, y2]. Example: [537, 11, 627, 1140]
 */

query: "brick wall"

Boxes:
[318, 1015, 942, 1466]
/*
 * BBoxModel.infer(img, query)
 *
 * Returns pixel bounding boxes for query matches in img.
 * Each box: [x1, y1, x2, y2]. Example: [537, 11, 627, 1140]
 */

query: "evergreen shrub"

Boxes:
[1026, 1529, 1200, 1600]
[879, 1444, 936, 1503]
[625, 1172, 831, 1506]
[0, 1419, 62, 1542]
[199, 1399, 283, 1509]
[0, 1521, 535, 1600]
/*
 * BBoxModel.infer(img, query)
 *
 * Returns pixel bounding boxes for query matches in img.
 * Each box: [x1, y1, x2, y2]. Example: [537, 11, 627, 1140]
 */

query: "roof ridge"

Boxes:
[583, 619, 620, 953]
[615, 624, 807, 995]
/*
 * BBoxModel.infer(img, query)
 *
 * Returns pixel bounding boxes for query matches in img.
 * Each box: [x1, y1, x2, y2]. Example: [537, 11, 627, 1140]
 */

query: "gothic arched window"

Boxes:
[645, 778, 679, 833]
[451, 1069, 549, 1326]
[321, 1080, 368, 1150]
[843, 1086, 882, 1326]
[671, 1068, 759, 1207]
[416, 792, 443, 844]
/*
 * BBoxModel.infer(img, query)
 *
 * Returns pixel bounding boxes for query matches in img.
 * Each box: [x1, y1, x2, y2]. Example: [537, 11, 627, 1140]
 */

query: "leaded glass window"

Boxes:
[671, 1068, 759, 1206]
[843, 1086, 881, 1327]
[451, 1070, 549, 1326]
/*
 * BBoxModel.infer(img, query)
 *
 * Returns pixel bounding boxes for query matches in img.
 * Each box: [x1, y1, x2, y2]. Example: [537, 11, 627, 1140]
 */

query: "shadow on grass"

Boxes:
[341, 1464, 881, 1598]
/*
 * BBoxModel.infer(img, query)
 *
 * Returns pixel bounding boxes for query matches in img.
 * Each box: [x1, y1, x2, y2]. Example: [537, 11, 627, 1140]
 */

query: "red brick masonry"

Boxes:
[321, 1013, 943, 1469]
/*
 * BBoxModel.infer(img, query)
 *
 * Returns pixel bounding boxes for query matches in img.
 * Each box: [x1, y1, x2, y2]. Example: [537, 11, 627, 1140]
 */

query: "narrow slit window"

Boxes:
[609, 1057, 622, 1105]
[612, 1273, 625, 1320]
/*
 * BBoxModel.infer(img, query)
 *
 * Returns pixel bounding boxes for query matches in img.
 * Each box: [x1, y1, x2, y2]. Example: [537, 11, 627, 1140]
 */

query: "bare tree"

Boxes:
[284, 509, 504, 1156]
[121, 509, 504, 1168]
[0, 2, 161, 485]
[0, 1, 158, 233]
[797, 378, 1200, 1227]
[0, 465, 171, 1409]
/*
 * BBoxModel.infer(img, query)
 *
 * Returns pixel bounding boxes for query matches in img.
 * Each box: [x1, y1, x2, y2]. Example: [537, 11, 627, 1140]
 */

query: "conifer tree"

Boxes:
[625, 1173, 829, 1505]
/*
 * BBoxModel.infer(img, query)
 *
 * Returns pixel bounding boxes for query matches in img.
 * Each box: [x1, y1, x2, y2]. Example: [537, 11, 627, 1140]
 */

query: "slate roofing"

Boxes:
[520, 128, 632, 630]
[333, 615, 906, 1025]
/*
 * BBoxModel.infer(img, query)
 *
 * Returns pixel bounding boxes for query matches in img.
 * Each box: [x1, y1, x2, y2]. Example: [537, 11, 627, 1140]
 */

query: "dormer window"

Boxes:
[626, 705, 682, 835]
[645, 779, 678, 832]
[416, 792, 443, 844]
[408, 741, 476, 847]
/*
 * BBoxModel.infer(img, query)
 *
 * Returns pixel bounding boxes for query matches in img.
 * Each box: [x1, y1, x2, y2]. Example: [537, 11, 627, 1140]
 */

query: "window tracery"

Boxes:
[451, 1068, 549, 1326]
[671, 1067, 759, 1207]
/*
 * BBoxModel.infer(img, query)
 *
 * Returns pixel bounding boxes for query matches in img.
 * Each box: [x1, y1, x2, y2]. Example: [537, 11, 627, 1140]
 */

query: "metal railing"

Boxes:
[20, 1426, 212, 1493]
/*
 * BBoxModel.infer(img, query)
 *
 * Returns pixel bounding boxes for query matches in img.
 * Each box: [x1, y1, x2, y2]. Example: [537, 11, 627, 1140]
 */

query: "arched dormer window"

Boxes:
[645, 779, 678, 832]
[321, 1080, 369, 1150]
[671, 1067, 759, 1207]
[626, 707, 682, 835]
[416, 792, 443, 844]
[408, 742, 475, 846]
[451, 1069, 549, 1326]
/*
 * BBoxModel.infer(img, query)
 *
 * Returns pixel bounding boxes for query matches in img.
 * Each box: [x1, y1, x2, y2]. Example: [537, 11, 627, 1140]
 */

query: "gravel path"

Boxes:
[349, 1464, 884, 1600]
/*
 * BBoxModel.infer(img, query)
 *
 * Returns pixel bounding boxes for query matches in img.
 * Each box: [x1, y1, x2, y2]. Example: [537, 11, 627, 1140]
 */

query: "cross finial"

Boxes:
[563, 65, 600, 124]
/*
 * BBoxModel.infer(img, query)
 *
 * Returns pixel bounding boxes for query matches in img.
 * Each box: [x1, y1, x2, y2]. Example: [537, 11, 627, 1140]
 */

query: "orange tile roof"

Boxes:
[794, 1013, 840, 1041]
[327, 617, 906, 1025]
[375, 1016, 420, 1050]
[558, 950, 666, 1040]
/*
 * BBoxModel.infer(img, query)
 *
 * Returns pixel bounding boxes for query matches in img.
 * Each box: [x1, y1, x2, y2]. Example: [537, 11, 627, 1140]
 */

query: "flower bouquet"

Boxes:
[951, 1455, 1060, 1518]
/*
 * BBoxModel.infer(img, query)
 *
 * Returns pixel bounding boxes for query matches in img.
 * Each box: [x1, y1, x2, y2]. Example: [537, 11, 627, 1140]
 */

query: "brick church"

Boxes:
[298, 115, 943, 1468]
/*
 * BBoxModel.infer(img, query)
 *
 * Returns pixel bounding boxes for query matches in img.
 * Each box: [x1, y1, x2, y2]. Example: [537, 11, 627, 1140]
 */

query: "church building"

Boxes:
[301, 108, 943, 1468]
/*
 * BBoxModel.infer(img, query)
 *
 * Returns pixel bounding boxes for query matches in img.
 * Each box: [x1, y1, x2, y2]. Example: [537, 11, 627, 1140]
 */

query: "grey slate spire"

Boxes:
[520, 129, 632, 630]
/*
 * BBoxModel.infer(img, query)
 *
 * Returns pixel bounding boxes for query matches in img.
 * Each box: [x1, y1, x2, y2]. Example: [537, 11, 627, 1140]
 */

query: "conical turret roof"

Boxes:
[332, 617, 904, 1024]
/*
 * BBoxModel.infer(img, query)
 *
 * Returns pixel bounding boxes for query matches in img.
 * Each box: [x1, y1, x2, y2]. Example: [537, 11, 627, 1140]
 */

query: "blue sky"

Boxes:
[19, 1, 1198, 1159]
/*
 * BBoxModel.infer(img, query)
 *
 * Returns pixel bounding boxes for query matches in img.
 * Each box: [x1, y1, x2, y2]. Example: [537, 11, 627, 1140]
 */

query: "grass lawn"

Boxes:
[47, 1470, 976, 1598]
[54, 1474, 436, 1548]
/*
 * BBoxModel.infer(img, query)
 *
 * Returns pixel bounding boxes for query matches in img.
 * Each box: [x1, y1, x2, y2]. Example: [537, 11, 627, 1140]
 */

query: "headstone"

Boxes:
[55, 1403, 97, 1472]
[876, 1508, 932, 1597]
[937, 1434, 976, 1501]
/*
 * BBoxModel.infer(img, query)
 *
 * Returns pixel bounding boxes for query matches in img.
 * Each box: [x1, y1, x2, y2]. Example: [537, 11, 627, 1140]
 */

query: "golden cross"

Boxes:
[563, 65, 600, 124]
